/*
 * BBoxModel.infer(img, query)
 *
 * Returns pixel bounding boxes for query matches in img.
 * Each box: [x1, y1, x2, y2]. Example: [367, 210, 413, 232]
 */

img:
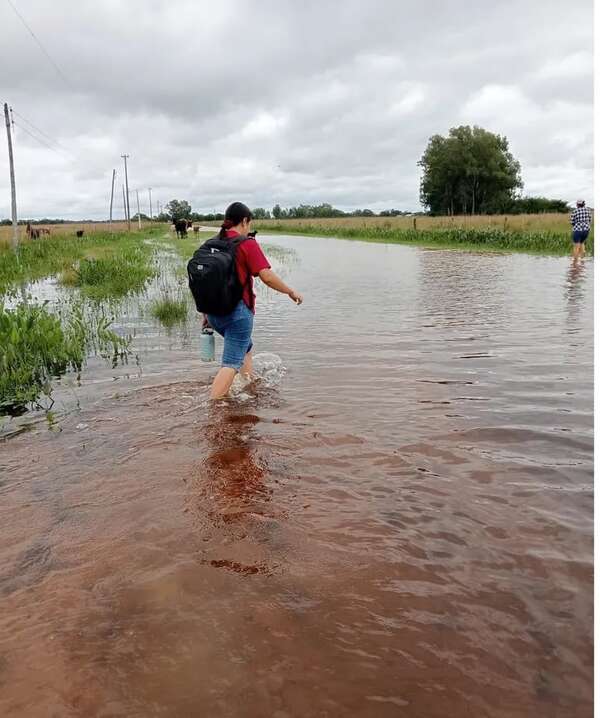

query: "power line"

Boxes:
[6, 0, 72, 88]
[12, 121, 70, 158]
[12, 109, 70, 154]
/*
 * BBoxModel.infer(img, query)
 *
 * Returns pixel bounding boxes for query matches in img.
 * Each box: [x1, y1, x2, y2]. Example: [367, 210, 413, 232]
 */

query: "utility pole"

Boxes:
[121, 154, 131, 230]
[135, 189, 142, 229]
[122, 184, 127, 222]
[148, 187, 153, 221]
[109, 168, 116, 233]
[4, 103, 18, 250]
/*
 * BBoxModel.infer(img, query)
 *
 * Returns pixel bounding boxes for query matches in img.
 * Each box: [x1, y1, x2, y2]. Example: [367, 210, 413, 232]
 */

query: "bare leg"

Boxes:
[581, 242, 586, 258]
[210, 367, 237, 400]
[240, 349, 253, 379]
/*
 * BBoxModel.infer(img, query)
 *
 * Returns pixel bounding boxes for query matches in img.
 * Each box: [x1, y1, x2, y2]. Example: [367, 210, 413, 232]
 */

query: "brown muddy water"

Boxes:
[0, 236, 593, 717]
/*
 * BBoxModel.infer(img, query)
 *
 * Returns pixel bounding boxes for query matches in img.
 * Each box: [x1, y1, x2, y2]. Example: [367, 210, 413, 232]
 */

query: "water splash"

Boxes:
[252, 352, 286, 387]
[227, 353, 285, 400]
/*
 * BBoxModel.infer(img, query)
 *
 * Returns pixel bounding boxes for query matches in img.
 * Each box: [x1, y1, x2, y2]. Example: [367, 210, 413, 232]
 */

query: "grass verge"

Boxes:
[252, 222, 592, 256]
[60, 246, 157, 299]
[0, 228, 163, 296]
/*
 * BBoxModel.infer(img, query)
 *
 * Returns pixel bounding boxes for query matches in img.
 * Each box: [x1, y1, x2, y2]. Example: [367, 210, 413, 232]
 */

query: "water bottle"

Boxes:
[200, 328, 215, 362]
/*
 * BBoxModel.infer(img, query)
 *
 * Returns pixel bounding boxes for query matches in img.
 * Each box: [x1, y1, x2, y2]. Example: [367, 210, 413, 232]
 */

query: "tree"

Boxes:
[509, 196, 571, 214]
[419, 126, 522, 215]
[252, 207, 270, 219]
[272, 204, 282, 219]
[165, 199, 192, 222]
[352, 208, 375, 217]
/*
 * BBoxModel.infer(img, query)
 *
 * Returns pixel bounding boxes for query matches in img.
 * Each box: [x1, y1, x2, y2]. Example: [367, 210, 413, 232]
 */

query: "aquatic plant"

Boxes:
[150, 295, 188, 327]
[0, 299, 129, 415]
[0, 228, 164, 296]
[61, 247, 157, 299]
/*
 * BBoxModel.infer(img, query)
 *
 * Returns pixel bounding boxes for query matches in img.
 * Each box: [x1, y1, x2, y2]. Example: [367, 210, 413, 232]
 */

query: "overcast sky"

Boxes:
[0, 0, 594, 219]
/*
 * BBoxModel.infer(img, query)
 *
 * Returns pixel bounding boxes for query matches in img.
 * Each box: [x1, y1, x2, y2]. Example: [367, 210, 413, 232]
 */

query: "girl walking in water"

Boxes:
[193, 202, 303, 400]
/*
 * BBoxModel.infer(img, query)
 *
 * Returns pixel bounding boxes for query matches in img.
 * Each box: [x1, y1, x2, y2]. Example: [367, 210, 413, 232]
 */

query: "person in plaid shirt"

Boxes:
[570, 199, 593, 259]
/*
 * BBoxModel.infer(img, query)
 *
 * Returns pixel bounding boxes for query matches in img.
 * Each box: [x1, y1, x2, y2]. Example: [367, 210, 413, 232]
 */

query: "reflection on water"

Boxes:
[189, 403, 280, 576]
[0, 236, 593, 717]
[564, 258, 588, 329]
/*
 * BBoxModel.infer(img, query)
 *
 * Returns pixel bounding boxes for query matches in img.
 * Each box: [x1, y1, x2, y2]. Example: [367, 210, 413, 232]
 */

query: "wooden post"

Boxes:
[121, 154, 131, 230]
[109, 168, 116, 233]
[135, 189, 142, 229]
[4, 103, 18, 249]
[413, 216, 417, 231]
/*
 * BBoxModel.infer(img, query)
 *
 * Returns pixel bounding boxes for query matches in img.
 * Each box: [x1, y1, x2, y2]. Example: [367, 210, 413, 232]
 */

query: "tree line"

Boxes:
[158, 194, 570, 225]
[152, 200, 419, 223]
[1, 124, 575, 225]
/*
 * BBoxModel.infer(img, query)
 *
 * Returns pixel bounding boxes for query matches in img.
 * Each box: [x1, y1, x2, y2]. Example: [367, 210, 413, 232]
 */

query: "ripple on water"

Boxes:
[0, 240, 593, 717]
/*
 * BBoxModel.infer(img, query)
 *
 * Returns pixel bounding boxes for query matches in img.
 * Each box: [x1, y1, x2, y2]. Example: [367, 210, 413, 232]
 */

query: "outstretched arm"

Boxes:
[258, 268, 303, 304]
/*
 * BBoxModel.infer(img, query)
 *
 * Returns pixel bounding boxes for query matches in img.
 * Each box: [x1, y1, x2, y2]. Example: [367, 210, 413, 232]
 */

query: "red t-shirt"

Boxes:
[226, 229, 271, 313]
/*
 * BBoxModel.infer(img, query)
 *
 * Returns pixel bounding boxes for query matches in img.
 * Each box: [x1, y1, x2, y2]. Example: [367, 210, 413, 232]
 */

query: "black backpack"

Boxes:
[187, 234, 250, 316]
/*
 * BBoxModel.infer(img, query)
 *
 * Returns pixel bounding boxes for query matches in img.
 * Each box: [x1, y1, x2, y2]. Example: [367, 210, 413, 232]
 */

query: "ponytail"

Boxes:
[219, 202, 253, 239]
[219, 218, 235, 239]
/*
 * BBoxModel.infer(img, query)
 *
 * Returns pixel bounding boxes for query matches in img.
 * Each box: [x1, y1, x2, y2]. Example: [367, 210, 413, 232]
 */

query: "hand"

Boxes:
[289, 290, 303, 305]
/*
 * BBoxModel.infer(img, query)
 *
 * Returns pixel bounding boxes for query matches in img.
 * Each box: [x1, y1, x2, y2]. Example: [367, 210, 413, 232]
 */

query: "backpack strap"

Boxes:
[229, 234, 255, 298]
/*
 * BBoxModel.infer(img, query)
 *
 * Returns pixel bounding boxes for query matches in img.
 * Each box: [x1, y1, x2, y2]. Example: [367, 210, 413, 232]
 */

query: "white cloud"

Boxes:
[534, 51, 593, 80]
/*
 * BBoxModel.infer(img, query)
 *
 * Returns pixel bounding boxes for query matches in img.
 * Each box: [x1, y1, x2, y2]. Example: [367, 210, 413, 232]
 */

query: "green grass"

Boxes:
[0, 230, 162, 416]
[0, 300, 128, 415]
[60, 247, 157, 299]
[171, 231, 213, 259]
[253, 222, 592, 256]
[150, 295, 188, 327]
[0, 228, 163, 296]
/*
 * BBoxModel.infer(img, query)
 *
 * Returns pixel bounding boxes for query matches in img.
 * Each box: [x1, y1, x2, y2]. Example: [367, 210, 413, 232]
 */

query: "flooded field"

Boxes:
[0, 235, 593, 717]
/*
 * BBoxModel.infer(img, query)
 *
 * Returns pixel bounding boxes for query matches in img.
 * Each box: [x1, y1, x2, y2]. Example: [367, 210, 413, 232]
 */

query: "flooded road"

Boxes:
[0, 236, 593, 717]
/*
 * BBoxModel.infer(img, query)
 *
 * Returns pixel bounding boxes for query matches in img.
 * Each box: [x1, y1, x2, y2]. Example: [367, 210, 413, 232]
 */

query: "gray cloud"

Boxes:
[0, 0, 593, 219]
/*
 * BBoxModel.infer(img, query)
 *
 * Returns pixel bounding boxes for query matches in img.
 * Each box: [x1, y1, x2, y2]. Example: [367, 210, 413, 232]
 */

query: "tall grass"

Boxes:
[0, 300, 128, 415]
[0, 222, 170, 247]
[60, 247, 157, 299]
[0, 228, 163, 295]
[251, 213, 577, 234]
[252, 219, 591, 255]
[150, 294, 188, 327]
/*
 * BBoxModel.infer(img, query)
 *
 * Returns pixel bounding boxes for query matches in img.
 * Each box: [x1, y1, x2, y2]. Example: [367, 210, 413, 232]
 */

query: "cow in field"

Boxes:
[26, 224, 41, 240]
[174, 218, 191, 238]
[76, 230, 84, 238]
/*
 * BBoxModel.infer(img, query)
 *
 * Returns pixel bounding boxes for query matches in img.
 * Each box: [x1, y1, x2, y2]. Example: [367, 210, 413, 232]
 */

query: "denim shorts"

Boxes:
[207, 301, 254, 370]
[573, 229, 589, 243]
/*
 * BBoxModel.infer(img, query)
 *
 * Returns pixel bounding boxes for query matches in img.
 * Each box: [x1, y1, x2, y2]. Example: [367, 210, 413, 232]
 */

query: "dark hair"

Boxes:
[219, 202, 253, 239]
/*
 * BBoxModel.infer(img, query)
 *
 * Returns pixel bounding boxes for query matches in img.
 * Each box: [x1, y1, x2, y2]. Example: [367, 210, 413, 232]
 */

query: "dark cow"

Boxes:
[76, 230, 84, 238]
[174, 218, 191, 238]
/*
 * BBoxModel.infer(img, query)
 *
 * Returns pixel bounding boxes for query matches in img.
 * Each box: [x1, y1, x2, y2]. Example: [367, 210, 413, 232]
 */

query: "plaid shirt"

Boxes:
[570, 206, 592, 231]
